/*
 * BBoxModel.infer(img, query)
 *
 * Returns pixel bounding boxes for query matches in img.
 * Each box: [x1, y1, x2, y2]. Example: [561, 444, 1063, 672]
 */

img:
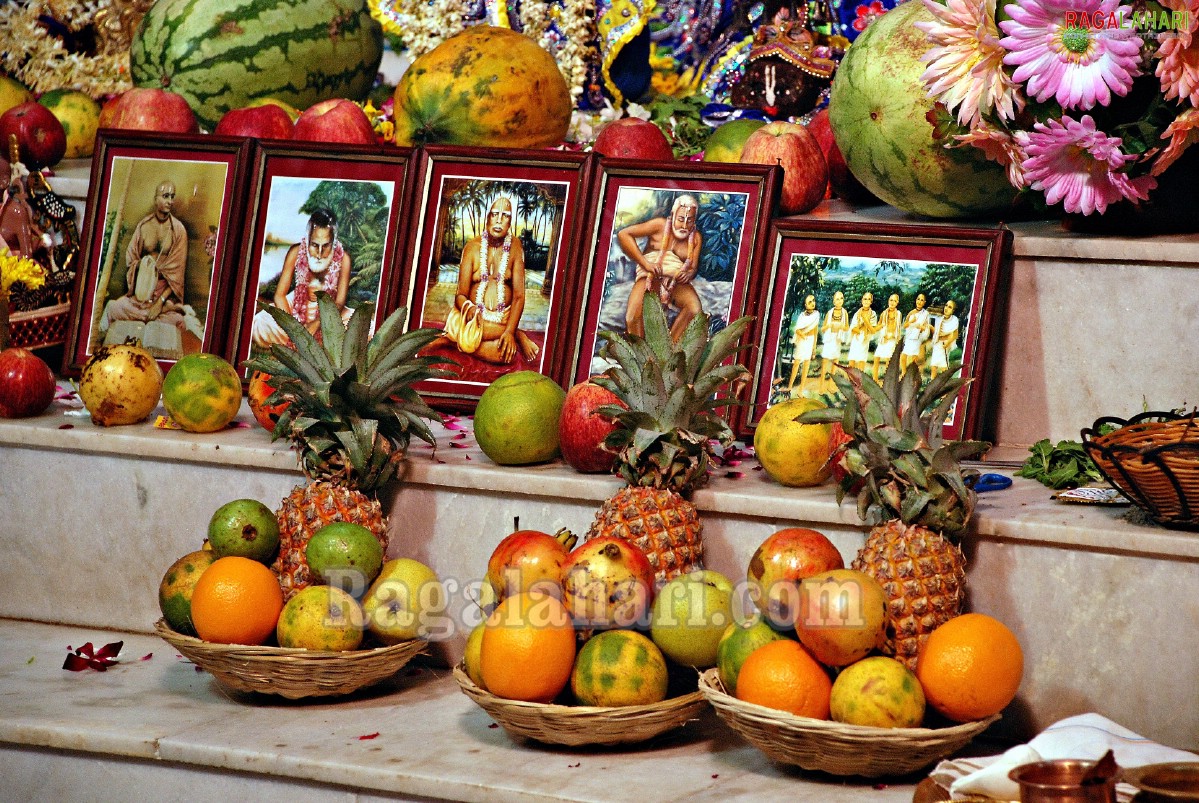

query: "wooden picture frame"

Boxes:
[226, 140, 416, 379]
[563, 159, 780, 390]
[64, 131, 252, 374]
[398, 145, 595, 411]
[745, 218, 1012, 440]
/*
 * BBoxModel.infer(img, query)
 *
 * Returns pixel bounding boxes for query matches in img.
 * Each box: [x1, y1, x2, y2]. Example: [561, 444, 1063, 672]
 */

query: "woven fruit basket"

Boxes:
[1082, 412, 1199, 530]
[155, 619, 426, 699]
[453, 665, 707, 746]
[697, 668, 998, 777]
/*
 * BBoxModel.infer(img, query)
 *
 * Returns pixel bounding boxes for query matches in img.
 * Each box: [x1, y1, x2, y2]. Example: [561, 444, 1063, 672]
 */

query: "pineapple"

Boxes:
[799, 357, 989, 669]
[244, 294, 452, 599]
[585, 296, 753, 584]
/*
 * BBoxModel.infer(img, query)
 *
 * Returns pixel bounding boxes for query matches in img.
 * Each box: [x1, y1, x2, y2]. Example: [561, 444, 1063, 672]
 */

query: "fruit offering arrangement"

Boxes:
[454, 297, 752, 744]
[698, 527, 1022, 777]
[156, 495, 443, 699]
[157, 297, 453, 698]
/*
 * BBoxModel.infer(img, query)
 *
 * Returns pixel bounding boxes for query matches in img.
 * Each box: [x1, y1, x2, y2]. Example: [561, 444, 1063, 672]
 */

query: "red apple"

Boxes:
[293, 99, 376, 145]
[100, 88, 199, 134]
[0, 102, 67, 169]
[809, 107, 879, 204]
[746, 527, 845, 629]
[592, 118, 675, 161]
[0, 347, 56, 418]
[214, 104, 294, 139]
[559, 380, 625, 473]
[740, 121, 828, 215]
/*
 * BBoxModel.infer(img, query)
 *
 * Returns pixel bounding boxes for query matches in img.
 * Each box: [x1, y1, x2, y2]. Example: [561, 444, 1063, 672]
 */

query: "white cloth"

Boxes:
[929, 713, 1199, 801]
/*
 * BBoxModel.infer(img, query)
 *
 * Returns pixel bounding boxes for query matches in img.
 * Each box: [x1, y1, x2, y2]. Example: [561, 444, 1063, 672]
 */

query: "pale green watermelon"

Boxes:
[131, 0, 383, 132]
[828, 0, 1017, 218]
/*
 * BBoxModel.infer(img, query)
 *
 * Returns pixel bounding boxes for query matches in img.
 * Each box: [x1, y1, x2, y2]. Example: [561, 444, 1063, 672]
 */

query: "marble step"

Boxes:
[0, 619, 924, 802]
[2, 396, 1197, 751]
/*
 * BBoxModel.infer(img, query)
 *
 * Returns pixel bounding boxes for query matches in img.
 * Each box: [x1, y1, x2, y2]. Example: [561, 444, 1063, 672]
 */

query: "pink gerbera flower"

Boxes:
[1153, 107, 1199, 174]
[918, 0, 1025, 126]
[1155, 0, 1199, 107]
[1017, 114, 1157, 214]
[952, 121, 1030, 187]
[1000, 0, 1142, 110]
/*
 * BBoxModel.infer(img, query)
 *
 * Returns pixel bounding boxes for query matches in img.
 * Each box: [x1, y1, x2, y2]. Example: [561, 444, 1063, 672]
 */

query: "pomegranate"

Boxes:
[561, 535, 655, 629]
[486, 527, 578, 601]
[247, 370, 289, 432]
[78, 342, 163, 426]
[0, 347, 56, 418]
[746, 527, 845, 630]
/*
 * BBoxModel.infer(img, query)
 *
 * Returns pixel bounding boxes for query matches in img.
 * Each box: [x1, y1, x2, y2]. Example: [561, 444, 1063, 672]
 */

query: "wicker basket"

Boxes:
[453, 665, 707, 746]
[698, 668, 998, 777]
[1082, 412, 1199, 530]
[155, 619, 426, 699]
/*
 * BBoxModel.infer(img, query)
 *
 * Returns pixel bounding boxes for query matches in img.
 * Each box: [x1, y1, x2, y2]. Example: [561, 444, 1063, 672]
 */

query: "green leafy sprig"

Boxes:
[1015, 438, 1103, 490]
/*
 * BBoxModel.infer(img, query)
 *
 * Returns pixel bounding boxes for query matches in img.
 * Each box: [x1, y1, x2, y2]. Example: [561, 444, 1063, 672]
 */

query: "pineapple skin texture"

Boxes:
[274, 482, 388, 600]
[852, 520, 966, 670]
[586, 487, 704, 585]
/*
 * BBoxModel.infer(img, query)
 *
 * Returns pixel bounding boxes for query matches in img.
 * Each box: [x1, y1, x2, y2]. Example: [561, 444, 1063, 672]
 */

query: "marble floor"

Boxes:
[1, 619, 930, 802]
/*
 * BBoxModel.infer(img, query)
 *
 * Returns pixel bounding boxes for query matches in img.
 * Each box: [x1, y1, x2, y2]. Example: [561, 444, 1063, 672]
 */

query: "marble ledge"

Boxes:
[0, 619, 922, 803]
[3, 396, 1197, 562]
[51, 159, 1199, 265]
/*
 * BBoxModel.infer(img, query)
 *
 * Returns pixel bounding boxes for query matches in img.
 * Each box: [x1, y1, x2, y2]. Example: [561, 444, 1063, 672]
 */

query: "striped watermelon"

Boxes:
[131, 0, 383, 132]
[828, 1, 1017, 219]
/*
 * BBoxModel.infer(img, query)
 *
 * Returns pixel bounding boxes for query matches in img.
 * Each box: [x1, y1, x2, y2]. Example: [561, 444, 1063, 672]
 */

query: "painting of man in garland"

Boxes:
[248, 177, 395, 358]
[590, 187, 749, 375]
[420, 177, 568, 384]
[771, 252, 978, 413]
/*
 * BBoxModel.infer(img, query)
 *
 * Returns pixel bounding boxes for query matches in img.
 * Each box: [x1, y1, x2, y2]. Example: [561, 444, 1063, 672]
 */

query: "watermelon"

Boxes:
[828, 1, 1017, 219]
[131, 0, 383, 132]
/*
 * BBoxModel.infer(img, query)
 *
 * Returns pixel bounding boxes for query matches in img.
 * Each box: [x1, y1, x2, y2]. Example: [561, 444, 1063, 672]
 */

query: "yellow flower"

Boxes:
[0, 248, 46, 296]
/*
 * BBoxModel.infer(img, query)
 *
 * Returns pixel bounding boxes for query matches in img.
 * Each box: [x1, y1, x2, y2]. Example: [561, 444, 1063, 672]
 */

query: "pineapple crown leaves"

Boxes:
[797, 357, 990, 538]
[242, 293, 455, 489]
[591, 296, 754, 495]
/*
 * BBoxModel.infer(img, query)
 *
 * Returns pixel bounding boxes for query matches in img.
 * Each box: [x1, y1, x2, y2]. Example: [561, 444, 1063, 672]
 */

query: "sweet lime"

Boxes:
[276, 585, 365, 651]
[161, 353, 242, 433]
[207, 498, 280, 563]
[158, 550, 218, 635]
[0, 75, 33, 118]
[716, 614, 786, 695]
[305, 522, 385, 593]
[572, 629, 669, 707]
[830, 655, 926, 727]
[753, 397, 833, 487]
[463, 622, 486, 688]
[702, 118, 766, 163]
[38, 88, 101, 159]
[473, 371, 566, 465]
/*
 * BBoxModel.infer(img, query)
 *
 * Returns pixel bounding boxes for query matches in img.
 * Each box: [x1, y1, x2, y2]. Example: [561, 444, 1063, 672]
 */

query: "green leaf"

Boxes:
[641, 296, 674, 365]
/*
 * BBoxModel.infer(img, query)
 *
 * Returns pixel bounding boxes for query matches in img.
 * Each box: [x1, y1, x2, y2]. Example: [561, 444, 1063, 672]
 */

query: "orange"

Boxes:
[735, 639, 832, 719]
[190, 556, 284, 645]
[915, 612, 1024, 723]
[480, 590, 576, 702]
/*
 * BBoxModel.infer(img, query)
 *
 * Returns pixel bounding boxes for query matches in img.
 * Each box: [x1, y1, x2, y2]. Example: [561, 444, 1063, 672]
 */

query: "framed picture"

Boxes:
[564, 159, 780, 388]
[65, 131, 252, 374]
[227, 140, 415, 378]
[745, 219, 1012, 440]
[399, 145, 595, 411]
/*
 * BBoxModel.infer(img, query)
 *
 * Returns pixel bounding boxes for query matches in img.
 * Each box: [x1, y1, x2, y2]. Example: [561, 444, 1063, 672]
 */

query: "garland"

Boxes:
[475, 232, 512, 323]
[0, 0, 139, 98]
